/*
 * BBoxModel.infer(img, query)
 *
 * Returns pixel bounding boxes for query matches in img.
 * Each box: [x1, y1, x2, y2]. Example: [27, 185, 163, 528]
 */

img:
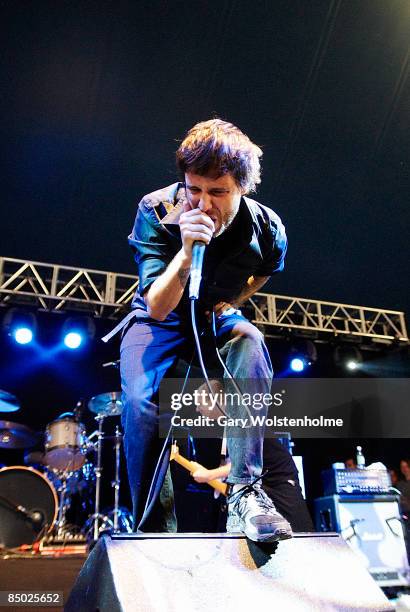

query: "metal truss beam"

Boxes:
[246, 293, 408, 343]
[0, 257, 408, 343]
[0, 257, 137, 319]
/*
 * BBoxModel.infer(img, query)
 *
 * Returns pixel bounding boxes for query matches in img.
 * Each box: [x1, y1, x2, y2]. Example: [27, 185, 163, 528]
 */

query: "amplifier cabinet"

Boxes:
[314, 495, 410, 587]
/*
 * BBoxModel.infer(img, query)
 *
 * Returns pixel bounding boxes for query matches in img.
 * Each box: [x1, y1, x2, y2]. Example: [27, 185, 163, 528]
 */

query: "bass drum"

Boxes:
[0, 466, 58, 548]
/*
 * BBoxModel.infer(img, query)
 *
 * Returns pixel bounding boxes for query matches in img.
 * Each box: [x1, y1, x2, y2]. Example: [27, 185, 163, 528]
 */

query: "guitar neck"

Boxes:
[171, 451, 228, 496]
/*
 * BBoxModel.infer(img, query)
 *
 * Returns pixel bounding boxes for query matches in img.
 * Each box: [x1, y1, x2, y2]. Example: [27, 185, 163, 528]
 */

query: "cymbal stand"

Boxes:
[55, 476, 69, 538]
[91, 413, 107, 541]
[111, 426, 122, 533]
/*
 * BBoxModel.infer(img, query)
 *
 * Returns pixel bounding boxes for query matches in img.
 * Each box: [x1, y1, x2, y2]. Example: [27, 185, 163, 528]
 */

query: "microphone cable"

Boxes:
[190, 298, 229, 419]
[190, 250, 254, 423]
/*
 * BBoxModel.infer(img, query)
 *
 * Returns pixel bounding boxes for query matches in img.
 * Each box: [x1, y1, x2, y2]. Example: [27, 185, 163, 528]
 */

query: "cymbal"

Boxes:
[88, 392, 123, 416]
[0, 420, 40, 449]
[0, 389, 20, 413]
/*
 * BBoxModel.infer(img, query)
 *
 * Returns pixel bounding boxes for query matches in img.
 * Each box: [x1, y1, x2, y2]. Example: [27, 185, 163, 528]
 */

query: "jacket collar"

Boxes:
[160, 183, 187, 225]
[159, 182, 254, 235]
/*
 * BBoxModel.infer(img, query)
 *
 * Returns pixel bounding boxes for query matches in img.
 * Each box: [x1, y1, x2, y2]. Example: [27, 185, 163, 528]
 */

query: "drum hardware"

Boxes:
[44, 462, 95, 544]
[84, 427, 124, 536]
[88, 413, 108, 541]
[0, 389, 20, 413]
[83, 424, 130, 539]
[85, 392, 125, 540]
[46, 461, 96, 497]
[0, 420, 40, 449]
[84, 507, 133, 537]
[111, 426, 122, 533]
[52, 470, 76, 540]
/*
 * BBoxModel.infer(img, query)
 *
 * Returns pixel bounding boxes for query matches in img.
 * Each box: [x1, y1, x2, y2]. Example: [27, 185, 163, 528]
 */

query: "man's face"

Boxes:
[400, 461, 410, 479]
[184, 172, 243, 237]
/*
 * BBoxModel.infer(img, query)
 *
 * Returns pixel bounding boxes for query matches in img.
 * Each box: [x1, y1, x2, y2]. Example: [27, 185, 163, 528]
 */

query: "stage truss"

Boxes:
[0, 256, 408, 344]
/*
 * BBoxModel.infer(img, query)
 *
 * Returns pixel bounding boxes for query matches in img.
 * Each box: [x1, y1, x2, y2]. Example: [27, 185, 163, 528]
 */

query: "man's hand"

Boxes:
[212, 301, 236, 317]
[179, 202, 215, 260]
[206, 276, 271, 321]
[205, 301, 237, 321]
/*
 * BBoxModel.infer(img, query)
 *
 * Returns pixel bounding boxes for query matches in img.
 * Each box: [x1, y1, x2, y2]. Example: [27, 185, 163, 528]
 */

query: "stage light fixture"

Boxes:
[62, 316, 96, 350]
[334, 345, 363, 373]
[288, 339, 317, 374]
[64, 331, 83, 349]
[2, 308, 37, 346]
[290, 357, 306, 372]
[13, 326, 34, 345]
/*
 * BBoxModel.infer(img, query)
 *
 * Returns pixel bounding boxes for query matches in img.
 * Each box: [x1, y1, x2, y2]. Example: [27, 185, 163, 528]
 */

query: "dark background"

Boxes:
[0, 0, 409, 529]
[1, 0, 409, 315]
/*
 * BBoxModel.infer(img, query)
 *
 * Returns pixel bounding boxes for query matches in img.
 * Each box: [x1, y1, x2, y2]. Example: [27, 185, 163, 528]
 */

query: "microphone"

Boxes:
[189, 241, 206, 300]
[15, 503, 45, 529]
[29, 510, 45, 527]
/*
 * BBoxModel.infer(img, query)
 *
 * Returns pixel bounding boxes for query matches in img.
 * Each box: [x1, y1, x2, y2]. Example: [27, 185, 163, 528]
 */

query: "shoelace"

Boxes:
[227, 471, 273, 513]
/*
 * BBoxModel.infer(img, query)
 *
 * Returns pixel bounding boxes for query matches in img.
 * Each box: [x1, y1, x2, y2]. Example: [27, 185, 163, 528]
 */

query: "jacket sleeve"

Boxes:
[254, 208, 288, 276]
[128, 198, 174, 295]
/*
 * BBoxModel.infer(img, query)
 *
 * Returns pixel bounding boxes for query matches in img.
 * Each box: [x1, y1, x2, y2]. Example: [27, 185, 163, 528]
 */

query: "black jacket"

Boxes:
[128, 182, 288, 318]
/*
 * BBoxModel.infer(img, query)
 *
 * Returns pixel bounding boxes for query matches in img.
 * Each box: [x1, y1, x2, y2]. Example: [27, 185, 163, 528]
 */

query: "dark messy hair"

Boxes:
[176, 119, 262, 194]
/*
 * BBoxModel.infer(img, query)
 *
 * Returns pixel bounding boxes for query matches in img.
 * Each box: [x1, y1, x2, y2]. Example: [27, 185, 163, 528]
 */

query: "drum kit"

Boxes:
[0, 388, 133, 550]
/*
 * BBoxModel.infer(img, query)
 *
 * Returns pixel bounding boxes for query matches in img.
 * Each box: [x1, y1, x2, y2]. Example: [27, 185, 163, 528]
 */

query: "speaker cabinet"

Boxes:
[66, 533, 393, 611]
[315, 495, 410, 587]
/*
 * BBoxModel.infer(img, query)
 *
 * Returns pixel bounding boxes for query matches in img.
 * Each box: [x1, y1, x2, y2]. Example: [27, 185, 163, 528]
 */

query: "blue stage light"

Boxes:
[13, 326, 34, 345]
[3, 309, 37, 345]
[64, 331, 83, 349]
[290, 357, 305, 372]
[61, 316, 96, 350]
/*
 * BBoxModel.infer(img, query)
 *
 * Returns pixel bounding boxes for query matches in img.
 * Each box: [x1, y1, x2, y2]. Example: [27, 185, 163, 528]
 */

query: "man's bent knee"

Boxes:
[230, 321, 265, 344]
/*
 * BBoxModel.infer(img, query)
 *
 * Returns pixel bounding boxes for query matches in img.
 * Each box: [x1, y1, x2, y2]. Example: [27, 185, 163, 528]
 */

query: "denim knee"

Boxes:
[226, 327, 273, 380]
[122, 385, 159, 423]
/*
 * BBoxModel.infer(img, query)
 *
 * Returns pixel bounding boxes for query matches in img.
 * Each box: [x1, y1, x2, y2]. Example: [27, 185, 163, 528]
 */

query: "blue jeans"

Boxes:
[120, 308, 273, 531]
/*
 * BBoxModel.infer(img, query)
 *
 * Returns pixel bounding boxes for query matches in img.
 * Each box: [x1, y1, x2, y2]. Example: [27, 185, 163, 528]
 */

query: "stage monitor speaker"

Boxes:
[66, 533, 393, 611]
[314, 495, 410, 588]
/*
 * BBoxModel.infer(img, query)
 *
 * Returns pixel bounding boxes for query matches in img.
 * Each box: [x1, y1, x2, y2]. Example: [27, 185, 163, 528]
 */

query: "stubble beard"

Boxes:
[213, 205, 240, 238]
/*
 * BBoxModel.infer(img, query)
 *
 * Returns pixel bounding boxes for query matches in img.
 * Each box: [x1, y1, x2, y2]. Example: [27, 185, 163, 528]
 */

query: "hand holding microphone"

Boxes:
[189, 241, 206, 299]
[179, 204, 215, 300]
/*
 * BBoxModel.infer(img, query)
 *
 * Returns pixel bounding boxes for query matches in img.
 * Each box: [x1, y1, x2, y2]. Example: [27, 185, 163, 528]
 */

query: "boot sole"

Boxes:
[245, 529, 293, 543]
[227, 519, 293, 543]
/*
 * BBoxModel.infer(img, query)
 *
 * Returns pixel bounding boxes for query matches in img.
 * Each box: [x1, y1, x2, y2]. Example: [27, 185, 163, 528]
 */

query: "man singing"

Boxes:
[118, 118, 292, 542]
